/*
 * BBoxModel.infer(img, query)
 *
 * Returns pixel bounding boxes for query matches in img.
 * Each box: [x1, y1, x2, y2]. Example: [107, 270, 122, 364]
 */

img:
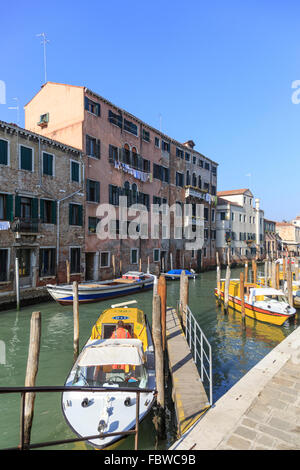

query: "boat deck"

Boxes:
[166, 307, 209, 436]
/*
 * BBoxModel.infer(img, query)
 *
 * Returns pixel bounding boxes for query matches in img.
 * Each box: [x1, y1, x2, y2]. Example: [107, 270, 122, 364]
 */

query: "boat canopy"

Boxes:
[78, 339, 144, 367]
[167, 269, 192, 275]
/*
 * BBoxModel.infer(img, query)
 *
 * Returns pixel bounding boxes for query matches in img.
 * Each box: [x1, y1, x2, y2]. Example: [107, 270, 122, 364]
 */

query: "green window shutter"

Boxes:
[6, 194, 13, 221]
[109, 184, 113, 205]
[78, 205, 83, 226]
[20, 146, 33, 171]
[0, 140, 8, 165]
[40, 199, 45, 223]
[15, 195, 21, 218]
[32, 198, 38, 219]
[71, 161, 79, 182]
[86, 179, 90, 200]
[51, 201, 57, 224]
[43, 153, 53, 175]
[69, 204, 73, 225]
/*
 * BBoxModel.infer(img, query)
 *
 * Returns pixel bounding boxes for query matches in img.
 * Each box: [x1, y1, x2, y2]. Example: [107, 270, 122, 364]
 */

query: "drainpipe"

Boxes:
[255, 198, 260, 258]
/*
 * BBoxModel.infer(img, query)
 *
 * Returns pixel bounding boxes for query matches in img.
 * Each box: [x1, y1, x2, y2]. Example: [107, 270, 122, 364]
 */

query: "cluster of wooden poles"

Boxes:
[216, 253, 296, 326]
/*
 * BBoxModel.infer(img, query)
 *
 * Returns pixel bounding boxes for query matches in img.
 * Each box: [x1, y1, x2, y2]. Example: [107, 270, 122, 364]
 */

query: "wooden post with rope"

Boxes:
[73, 281, 79, 362]
[152, 293, 165, 439]
[240, 271, 246, 327]
[157, 275, 167, 352]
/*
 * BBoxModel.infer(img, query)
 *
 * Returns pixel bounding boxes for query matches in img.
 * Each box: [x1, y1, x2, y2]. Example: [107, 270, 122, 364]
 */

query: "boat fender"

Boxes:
[124, 397, 131, 407]
[98, 419, 107, 434]
[81, 397, 90, 408]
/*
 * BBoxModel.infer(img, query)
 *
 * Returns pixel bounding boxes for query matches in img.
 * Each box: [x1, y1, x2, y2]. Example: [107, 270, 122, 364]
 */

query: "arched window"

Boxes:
[186, 171, 190, 186]
[132, 147, 138, 169]
[198, 175, 202, 189]
[192, 173, 197, 187]
[123, 181, 131, 206]
[123, 143, 130, 164]
[132, 183, 138, 204]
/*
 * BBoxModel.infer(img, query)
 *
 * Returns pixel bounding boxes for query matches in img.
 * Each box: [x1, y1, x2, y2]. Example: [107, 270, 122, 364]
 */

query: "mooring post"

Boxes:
[157, 276, 167, 352]
[240, 271, 245, 326]
[139, 257, 142, 272]
[147, 256, 150, 274]
[295, 259, 299, 282]
[252, 259, 257, 284]
[276, 261, 280, 290]
[66, 260, 70, 284]
[73, 281, 79, 362]
[119, 259, 122, 277]
[15, 257, 20, 311]
[112, 254, 116, 278]
[21, 311, 41, 450]
[245, 261, 248, 284]
[283, 257, 286, 282]
[271, 261, 276, 289]
[152, 293, 165, 439]
[180, 271, 189, 330]
[287, 260, 293, 307]
[216, 252, 221, 304]
[264, 259, 268, 287]
[224, 264, 230, 313]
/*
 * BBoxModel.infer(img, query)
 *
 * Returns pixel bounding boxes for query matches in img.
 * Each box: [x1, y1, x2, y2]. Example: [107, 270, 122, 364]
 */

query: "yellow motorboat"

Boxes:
[215, 280, 296, 326]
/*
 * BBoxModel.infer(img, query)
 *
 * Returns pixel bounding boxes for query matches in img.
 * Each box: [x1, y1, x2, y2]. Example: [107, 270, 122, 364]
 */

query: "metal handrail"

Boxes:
[177, 302, 213, 406]
[0, 385, 156, 451]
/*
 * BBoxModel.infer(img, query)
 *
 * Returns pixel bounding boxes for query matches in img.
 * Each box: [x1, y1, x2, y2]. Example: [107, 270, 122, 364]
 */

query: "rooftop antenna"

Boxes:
[8, 97, 20, 125]
[36, 32, 49, 83]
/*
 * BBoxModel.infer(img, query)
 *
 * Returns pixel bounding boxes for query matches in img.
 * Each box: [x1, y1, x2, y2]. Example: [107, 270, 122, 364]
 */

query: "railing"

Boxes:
[177, 302, 213, 406]
[11, 217, 39, 233]
[0, 385, 156, 451]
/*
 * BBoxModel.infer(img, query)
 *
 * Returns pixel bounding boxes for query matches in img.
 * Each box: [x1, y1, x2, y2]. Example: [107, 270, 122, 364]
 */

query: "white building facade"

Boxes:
[216, 189, 264, 263]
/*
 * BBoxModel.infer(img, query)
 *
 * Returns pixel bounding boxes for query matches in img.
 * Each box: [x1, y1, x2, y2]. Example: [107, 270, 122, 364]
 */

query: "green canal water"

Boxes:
[0, 266, 299, 450]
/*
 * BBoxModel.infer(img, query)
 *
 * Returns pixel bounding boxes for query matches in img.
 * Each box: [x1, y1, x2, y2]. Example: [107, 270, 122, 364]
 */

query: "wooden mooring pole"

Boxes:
[245, 261, 248, 284]
[157, 275, 167, 352]
[240, 271, 246, 327]
[20, 311, 41, 450]
[179, 270, 189, 329]
[152, 293, 165, 439]
[276, 261, 280, 290]
[252, 259, 257, 284]
[73, 281, 79, 362]
[287, 260, 293, 307]
[15, 257, 20, 311]
[66, 260, 70, 284]
[224, 264, 231, 313]
[216, 252, 221, 304]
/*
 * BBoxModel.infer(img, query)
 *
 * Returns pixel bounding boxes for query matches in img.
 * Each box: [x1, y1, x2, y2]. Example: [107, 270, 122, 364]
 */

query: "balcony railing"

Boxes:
[11, 218, 39, 234]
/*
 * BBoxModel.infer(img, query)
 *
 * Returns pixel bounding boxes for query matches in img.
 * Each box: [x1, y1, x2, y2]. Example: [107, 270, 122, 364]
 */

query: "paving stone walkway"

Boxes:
[170, 326, 300, 450]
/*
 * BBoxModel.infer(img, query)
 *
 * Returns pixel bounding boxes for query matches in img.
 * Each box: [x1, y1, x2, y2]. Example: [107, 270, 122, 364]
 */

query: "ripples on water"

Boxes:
[0, 266, 298, 449]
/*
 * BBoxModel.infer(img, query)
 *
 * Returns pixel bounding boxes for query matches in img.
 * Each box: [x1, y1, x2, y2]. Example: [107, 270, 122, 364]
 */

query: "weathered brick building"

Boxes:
[24, 82, 218, 276]
[0, 120, 85, 302]
[276, 221, 300, 256]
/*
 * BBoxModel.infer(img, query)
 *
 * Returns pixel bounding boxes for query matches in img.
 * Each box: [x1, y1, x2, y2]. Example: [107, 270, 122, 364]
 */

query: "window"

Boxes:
[185, 152, 190, 162]
[186, 171, 190, 186]
[154, 137, 160, 148]
[108, 110, 122, 128]
[176, 148, 184, 159]
[192, 156, 196, 164]
[204, 207, 209, 221]
[153, 163, 169, 183]
[109, 184, 120, 206]
[211, 209, 215, 222]
[192, 173, 197, 187]
[203, 182, 209, 191]
[100, 251, 110, 268]
[212, 166, 217, 176]
[43, 152, 54, 176]
[70, 248, 81, 274]
[142, 129, 150, 142]
[84, 97, 101, 116]
[0, 249, 8, 281]
[0, 194, 13, 221]
[124, 119, 138, 136]
[220, 212, 226, 221]
[176, 172, 184, 187]
[88, 217, 99, 233]
[69, 204, 83, 226]
[86, 135, 100, 159]
[86, 179, 100, 203]
[71, 161, 80, 182]
[161, 140, 170, 152]
[39, 248, 56, 277]
[109, 144, 118, 162]
[204, 162, 210, 171]
[40, 199, 57, 224]
[131, 248, 138, 264]
[0, 139, 8, 165]
[153, 248, 160, 262]
[20, 145, 33, 171]
[198, 159, 203, 168]
[211, 185, 216, 195]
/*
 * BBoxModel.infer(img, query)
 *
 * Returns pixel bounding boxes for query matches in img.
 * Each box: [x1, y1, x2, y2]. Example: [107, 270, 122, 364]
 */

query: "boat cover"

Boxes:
[166, 269, 192, 275]
[78, 339, 144, 366]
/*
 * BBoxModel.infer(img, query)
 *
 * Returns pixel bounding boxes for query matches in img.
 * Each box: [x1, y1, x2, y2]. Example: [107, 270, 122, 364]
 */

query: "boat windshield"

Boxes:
[260, 295, 288, 303]
[72, 364, 148, 388]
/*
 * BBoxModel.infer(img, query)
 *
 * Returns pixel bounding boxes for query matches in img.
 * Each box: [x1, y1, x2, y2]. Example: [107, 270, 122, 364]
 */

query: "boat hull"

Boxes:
[215, 289, 294, 326]
[47, 278, 154, 305]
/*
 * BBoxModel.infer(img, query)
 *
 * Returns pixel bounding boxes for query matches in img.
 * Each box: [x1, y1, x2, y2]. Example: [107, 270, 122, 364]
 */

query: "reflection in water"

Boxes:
[0, 266, 298, 449]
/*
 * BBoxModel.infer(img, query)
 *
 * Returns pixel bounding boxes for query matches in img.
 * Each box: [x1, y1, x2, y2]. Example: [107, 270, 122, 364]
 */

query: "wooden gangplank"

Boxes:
[166, 307, 210, 436]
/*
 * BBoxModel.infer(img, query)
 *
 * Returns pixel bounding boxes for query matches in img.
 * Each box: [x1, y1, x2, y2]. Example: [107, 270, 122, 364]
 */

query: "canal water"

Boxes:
[0, 266, 299, 450]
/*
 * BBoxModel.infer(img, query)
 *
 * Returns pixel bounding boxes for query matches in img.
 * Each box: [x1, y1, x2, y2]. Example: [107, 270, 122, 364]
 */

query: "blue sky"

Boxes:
[1, 0, 300, 221]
